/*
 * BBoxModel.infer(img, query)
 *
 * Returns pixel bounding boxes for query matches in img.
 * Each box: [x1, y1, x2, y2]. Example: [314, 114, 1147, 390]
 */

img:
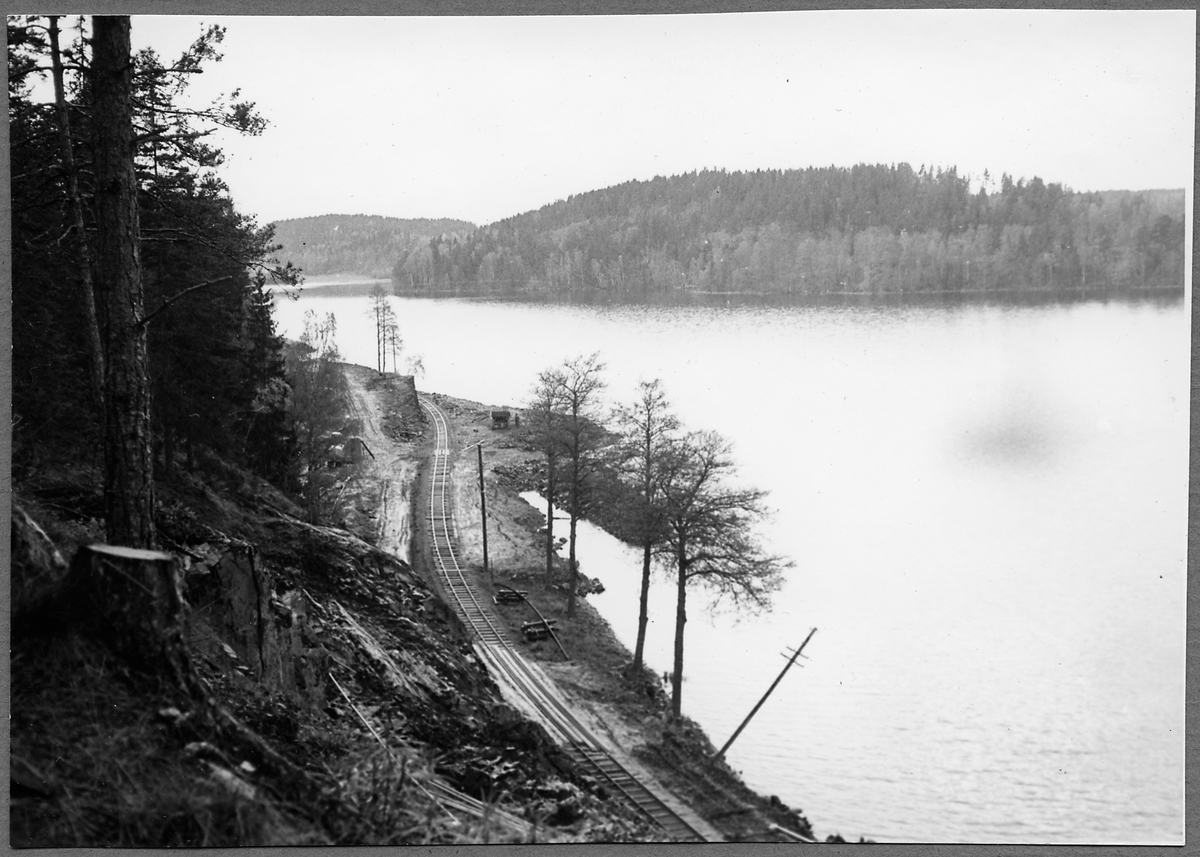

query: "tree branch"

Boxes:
[32, 62, 88, 72]
[138, 275, 236, 328]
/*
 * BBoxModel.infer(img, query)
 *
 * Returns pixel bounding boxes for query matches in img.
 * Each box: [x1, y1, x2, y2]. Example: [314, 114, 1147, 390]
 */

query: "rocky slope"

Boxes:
[8, 377, 660, 845]
[9, 366, 846, 846]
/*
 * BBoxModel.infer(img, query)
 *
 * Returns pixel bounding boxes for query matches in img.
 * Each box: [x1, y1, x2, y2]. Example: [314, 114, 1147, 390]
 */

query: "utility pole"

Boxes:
[712, 627, 816, 764]
[477, 442, 490, 583]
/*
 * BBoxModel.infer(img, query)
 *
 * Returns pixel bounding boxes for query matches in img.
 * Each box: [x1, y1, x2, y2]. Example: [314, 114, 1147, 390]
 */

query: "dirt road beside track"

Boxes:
[342, 365, 424, 563]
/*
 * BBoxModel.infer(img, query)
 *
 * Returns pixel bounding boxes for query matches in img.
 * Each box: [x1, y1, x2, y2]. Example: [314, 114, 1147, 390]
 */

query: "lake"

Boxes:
[273, 286, 1187, 844]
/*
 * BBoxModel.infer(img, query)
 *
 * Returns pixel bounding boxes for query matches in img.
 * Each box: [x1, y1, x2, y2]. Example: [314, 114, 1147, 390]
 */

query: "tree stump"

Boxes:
[42, 544, 324, 805]
[62, 544, 198, 692]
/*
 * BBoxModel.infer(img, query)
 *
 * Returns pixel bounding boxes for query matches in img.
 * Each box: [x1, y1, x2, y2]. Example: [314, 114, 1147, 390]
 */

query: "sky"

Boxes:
[120, 10, 1196, 228]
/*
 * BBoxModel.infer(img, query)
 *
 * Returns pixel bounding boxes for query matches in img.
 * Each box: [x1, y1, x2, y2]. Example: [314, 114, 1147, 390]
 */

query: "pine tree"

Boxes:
[9, 16, 298, 494]
[92, 14, 155, 547]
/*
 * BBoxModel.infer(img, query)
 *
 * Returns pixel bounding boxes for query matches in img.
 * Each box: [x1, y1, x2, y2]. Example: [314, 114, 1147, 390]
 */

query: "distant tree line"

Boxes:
[271, 214, 474, 278]
[390, 165, 1185, 297]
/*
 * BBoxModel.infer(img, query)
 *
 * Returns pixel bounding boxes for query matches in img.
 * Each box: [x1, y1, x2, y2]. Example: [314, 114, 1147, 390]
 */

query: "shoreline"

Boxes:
[303, 281, 1185, 305]
[406, 384, 833, 842]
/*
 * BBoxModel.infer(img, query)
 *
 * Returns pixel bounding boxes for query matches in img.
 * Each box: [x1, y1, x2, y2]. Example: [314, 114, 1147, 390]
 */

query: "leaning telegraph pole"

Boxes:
[712, 627, 817, 764]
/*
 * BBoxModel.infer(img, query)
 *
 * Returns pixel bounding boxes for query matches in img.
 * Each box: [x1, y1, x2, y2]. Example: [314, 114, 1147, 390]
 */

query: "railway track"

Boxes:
[564, 742, 707, 841]
[418, 396, 707, 842]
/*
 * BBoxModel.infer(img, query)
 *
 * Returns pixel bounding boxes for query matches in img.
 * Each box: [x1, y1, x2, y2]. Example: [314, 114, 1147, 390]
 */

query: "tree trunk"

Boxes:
[566, 508, 578, 618]
[93, 15, 156, 549]
[48, 15, 105, 418]
[634, 422, 656, 671]
[565, 460, 581, 618]
[163, 419, 174, 483]
[633, 540, 652, 670]
[671, 549, 688, 719]
[544, 462, 556, 585]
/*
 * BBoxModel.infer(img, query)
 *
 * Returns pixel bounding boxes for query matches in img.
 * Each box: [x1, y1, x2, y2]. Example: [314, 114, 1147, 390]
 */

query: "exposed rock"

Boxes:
[207, 763, 258, 801]
[333, 600, 443, 700]
[185, 538, 329, 714]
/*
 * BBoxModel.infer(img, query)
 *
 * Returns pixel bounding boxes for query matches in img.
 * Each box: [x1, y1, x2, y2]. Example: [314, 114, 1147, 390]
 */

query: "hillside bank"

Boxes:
[9, 364, 849, 845]
[11, 370, 655, 846]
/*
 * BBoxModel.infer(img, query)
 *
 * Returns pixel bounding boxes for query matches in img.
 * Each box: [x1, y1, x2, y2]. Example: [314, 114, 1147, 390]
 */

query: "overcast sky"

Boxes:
[126, 11, 1195, 228]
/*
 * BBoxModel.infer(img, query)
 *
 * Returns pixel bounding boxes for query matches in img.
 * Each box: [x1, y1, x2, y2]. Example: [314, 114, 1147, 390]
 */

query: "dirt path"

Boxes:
[342, 365, 422, 564]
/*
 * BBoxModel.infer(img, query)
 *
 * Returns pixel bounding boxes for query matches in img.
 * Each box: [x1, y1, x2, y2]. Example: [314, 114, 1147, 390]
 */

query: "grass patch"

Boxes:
[10, 635, 321, 847]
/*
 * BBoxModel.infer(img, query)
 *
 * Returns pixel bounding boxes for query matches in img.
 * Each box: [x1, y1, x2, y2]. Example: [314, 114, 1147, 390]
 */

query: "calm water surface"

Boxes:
[274, 290, 1187, 843]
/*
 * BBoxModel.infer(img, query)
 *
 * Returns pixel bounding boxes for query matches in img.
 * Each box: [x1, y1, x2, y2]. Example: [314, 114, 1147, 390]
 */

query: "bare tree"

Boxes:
[526, 368, 566, 585]
[657, 430, 791, 718]
[386, 319, 402, 373]
[366, 284, 395, 375]
[93, 15, 155, 548]
[555, 353, 607, 619]
[612, 379, 678, 671]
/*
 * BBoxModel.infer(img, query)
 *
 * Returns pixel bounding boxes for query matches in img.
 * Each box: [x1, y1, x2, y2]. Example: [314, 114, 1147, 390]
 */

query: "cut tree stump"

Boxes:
[59, 543, 323, 804]
[62, 544, 198, 691]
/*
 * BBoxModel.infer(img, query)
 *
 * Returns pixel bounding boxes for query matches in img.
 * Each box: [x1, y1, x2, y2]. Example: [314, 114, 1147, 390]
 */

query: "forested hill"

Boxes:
[389, 165, 1185, 297]
[271, 214, 475, 278]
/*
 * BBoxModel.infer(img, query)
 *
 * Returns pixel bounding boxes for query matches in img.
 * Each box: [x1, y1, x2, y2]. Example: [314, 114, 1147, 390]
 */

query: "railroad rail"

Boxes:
[565, 742, 705, 841]
[418, 396, 707, 842]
